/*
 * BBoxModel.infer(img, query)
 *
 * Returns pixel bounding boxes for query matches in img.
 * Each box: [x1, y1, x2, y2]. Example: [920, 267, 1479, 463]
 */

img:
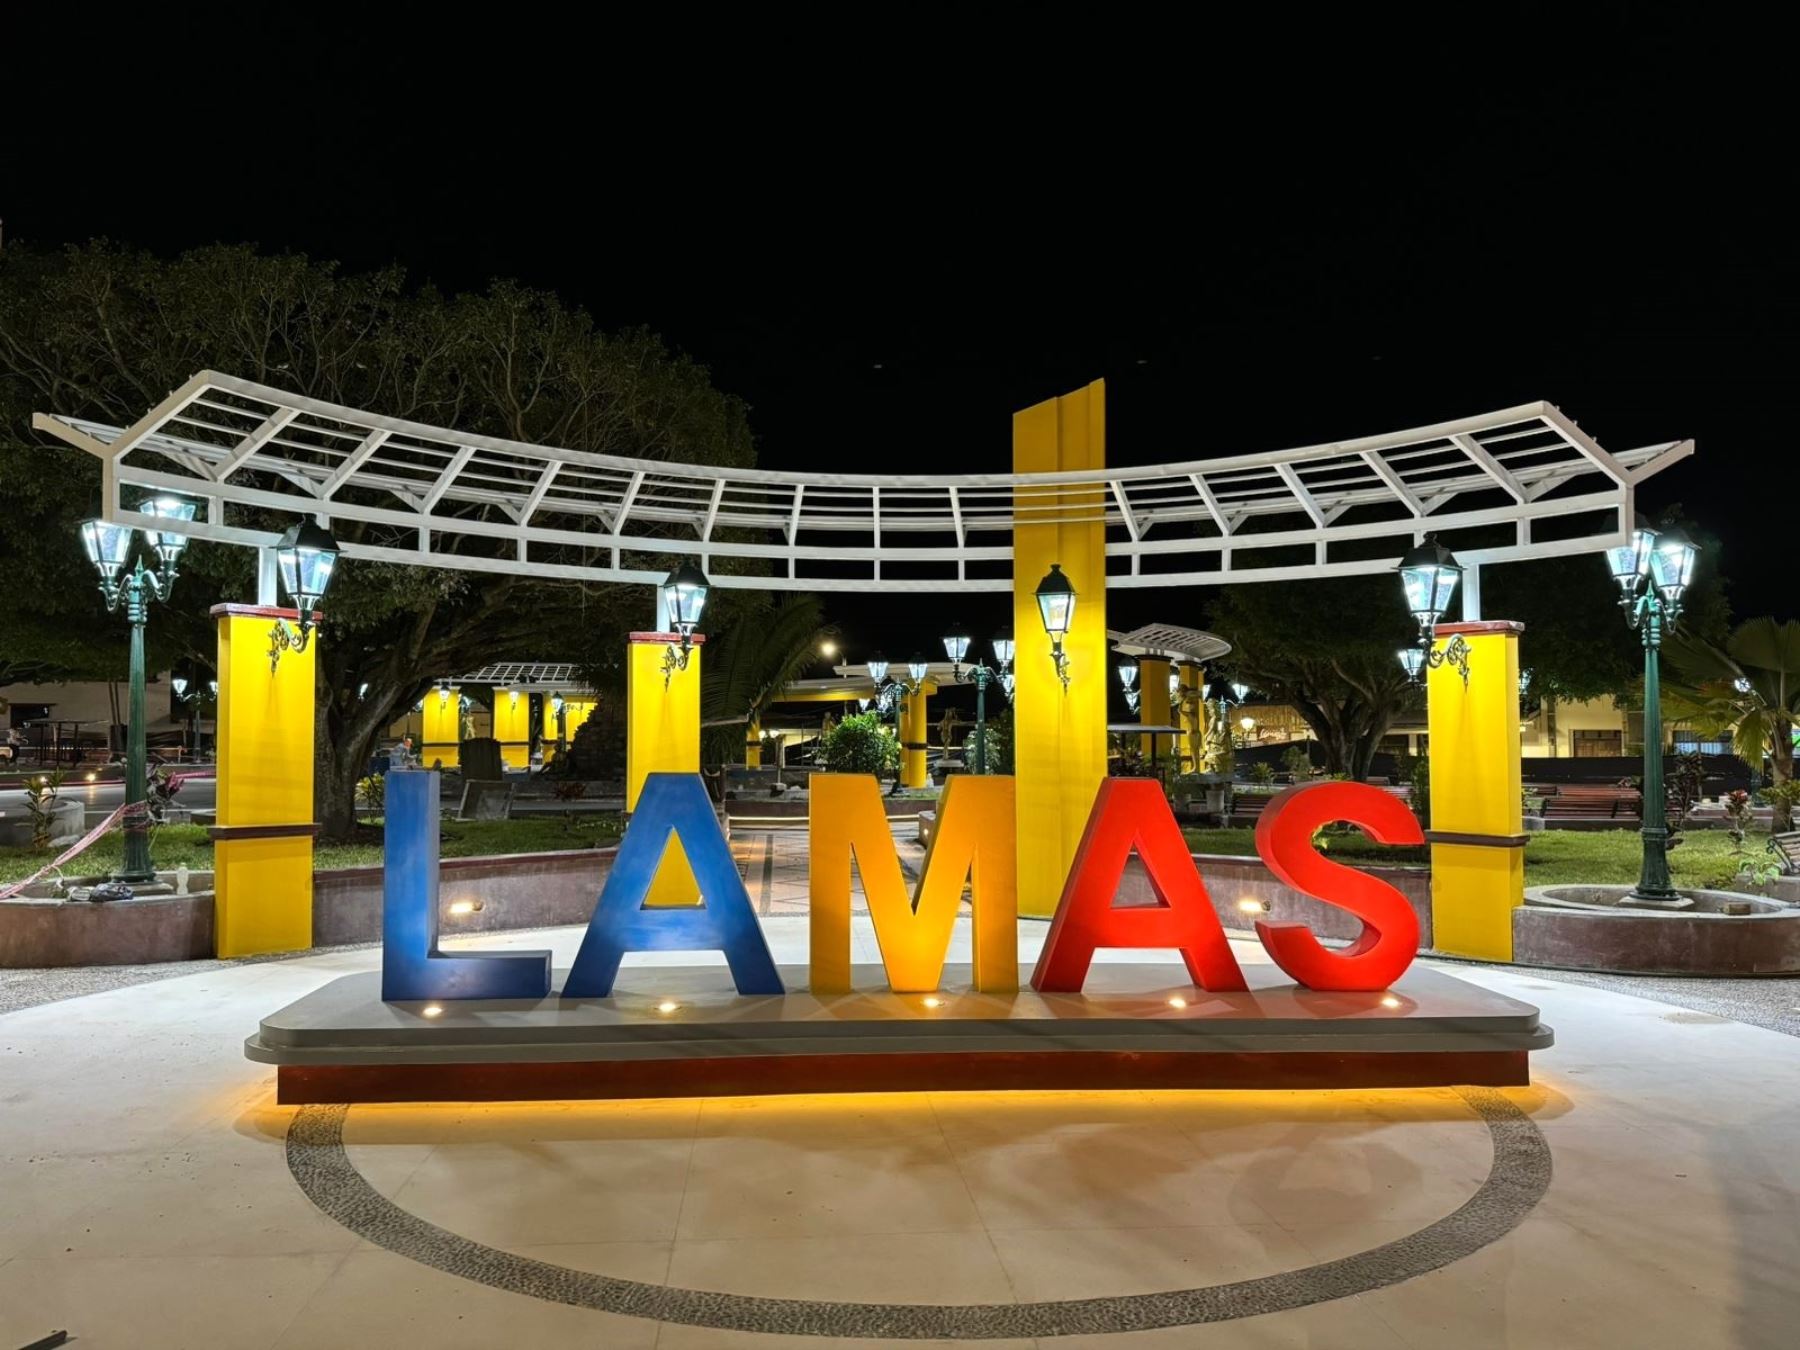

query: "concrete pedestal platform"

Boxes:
[246, 962, 1550, 1103]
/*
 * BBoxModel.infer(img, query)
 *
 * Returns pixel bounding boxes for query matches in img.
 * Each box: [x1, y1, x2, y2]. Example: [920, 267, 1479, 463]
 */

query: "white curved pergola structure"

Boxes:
[35, 370, 1691, 594]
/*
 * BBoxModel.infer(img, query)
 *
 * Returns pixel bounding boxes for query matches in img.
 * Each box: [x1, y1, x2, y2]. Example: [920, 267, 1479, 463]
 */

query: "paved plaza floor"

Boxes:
[2, 830, 1798, 1347]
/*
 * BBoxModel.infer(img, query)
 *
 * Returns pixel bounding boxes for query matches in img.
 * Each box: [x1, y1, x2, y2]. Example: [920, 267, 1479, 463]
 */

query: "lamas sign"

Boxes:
[381, 771, 1425, 1005]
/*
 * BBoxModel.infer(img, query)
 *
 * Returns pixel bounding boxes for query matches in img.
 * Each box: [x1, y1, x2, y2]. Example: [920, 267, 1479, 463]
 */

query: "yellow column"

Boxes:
[492, 689, 530, 769]
[1138, 657, 1171, 758]
[628, 632, 704, 905]
[421, 686, 460, 769]
[1013, 380, 1108, 918]
[745, 715, 762, 768]
[1426, 621, 1526, 960]
[900, 683, 932, 789]
[210, 603, 317, 957]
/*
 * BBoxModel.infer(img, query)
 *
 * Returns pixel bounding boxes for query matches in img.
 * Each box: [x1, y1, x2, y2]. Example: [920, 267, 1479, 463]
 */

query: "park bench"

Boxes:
[1227, 793, 1273, 826]
[1539, 785, 1640, 824]
[1770, 832, 1800, 874]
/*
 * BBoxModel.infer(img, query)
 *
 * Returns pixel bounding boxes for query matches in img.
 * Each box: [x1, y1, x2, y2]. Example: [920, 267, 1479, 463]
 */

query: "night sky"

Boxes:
[8, 17, 1793, 667]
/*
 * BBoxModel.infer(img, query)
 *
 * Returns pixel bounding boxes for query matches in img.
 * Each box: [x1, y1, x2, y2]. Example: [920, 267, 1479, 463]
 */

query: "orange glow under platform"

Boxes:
[247, 964, 1551, 1104]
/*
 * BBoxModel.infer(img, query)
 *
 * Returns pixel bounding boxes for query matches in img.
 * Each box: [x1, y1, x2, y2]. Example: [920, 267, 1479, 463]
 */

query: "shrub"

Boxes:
[1248, 761, 1276, 786]
[24, 771, 64, 850]
[1281, 744, 1312, 782]
[962, 708, 1015, 775]
[818, 712, 900, 776]
[1411, 756, 1431, 830]
[356, 774, 386, 816]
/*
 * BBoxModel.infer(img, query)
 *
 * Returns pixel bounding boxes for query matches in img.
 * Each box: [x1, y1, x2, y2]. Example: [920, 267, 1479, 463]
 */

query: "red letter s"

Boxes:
[1252, 781, 1423, 991]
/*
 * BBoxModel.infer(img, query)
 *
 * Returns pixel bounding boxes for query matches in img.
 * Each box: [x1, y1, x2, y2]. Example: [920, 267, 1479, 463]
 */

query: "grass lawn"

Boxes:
[1184, 825, 1773, 891]
[0, 813, 625, 886]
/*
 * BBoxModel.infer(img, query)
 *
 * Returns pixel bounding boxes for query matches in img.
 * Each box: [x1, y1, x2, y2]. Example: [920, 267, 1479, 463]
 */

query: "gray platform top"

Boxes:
[248, 963, 1550, 1066]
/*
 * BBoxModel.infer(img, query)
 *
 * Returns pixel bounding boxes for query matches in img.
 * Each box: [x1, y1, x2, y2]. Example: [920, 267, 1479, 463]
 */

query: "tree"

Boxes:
[692, 592, 830, 768]
[1663, 617, 1800, 830]
[0, 242, 754, 838]
[817, 712, 899, 776]
[1483, 513, 1730, 752]
[1207, 575, 1418, 781]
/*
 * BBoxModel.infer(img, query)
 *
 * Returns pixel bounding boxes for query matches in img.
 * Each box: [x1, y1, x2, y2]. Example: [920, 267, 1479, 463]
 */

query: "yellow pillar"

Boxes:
[1138, 657, 1171, 758]
[900, 683, 933, 789]
[1426, 621, 1526, 961]
[492, 689, 530, 769]
[1012, 380, 1108, 917]
[421, 686, 460, 769]
[210, 603, 317, 957]
[745, 715, 762, 768]
[628, 631, 704, 905]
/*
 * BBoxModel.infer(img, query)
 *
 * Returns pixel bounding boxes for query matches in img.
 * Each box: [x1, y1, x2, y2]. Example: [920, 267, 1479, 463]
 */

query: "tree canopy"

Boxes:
[0, 241, 756, 836]
[1208, 574, 1419, 780]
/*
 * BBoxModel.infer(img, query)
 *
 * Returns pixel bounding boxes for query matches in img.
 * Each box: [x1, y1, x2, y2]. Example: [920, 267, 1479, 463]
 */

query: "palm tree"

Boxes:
[1663, 617, 1800, 831]
[699, 593, 833, 769]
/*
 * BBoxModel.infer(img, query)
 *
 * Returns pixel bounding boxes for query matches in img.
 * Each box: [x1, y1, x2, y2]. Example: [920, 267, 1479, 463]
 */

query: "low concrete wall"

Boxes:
[1, 848, 616, 968]
[1097, 851, 1436, 950]
[1512, 903, 1800, 975]
[0, 893, 216, 968]
[312, 848, 616, 947]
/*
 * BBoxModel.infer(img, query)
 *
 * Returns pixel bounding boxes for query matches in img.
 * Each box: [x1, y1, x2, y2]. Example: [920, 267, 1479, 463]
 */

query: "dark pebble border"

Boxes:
[286, 1086, 1550, 1339]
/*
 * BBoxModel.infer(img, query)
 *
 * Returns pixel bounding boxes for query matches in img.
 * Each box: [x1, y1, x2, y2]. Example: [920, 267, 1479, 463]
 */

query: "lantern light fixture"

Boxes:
[77, 493, 201, 881]
[941, 625, 971, 670]
[1396, 534, 1471, 685]
[1117, 662, 1138, 690]
[80, 519, 135, 586]
[991, 627, 1015, 669]
[1605, 523, 1658, 595]
[659, 560, 710, 684]
[1648, 527, 1699, 607]
[1033, 563, 1076, 691]
[141, 495, 199, 568]
[1605, 518, 1705, 904]
[269, 519, 342, 672]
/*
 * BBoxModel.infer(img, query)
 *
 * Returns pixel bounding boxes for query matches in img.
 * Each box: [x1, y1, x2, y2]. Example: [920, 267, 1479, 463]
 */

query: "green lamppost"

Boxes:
[1606, 522, 1700, 905]
[942, 624, 1015, 774]
[80, 496, 197, 883]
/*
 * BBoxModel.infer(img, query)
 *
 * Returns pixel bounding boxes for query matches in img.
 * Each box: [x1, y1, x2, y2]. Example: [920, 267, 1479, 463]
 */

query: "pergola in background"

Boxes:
[1107, 624, 1232, 665]
[36, 370, 1692, 600]
[449, 662, 588, 695]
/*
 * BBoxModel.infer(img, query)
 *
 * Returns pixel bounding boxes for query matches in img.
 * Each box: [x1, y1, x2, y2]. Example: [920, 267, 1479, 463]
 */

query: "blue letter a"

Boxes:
[381, 770, 552, 1002]
[563, 773, 783, 997]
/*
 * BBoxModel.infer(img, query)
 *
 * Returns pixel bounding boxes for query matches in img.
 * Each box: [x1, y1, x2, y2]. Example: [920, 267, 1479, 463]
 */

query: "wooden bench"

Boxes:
[1770, 832, 1800, 874]
[1540, 786, 1640, 822]
[1224, 783, 1412, 828]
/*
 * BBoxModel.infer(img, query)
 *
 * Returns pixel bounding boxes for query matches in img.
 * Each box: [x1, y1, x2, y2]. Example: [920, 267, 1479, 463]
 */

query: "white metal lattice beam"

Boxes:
[32, 371, 1691, 595]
